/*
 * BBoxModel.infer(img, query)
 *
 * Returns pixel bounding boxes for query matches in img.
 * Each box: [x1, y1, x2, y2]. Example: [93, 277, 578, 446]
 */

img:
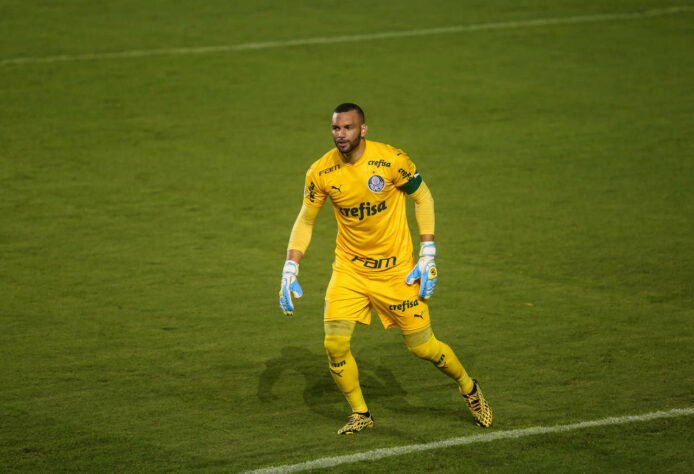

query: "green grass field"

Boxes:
[1, 1, 693, 472]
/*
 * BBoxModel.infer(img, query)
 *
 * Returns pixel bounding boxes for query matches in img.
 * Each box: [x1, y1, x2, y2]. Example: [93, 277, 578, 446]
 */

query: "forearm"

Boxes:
[409, 181, 435, 241]
[286, 204, 321, 262]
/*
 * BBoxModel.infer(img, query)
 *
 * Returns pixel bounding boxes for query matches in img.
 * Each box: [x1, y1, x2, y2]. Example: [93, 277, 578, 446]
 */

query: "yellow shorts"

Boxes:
[324, 268, 431, 333]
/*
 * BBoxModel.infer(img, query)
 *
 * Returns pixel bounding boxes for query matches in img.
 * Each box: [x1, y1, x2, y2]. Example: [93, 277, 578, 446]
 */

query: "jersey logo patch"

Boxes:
[367, 175, 385, 193]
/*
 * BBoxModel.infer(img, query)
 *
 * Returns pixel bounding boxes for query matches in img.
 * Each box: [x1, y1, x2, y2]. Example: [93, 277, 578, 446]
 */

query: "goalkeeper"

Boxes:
[279, 103, 492, 434]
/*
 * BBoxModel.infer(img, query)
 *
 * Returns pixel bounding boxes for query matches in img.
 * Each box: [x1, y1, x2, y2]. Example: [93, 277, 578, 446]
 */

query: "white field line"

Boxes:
[1, 6, 692, 66]
[243, 407, 694, 473]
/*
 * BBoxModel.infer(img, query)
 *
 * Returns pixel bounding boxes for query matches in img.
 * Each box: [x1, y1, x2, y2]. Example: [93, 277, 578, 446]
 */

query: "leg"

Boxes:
[368, 269, 492, 428]
[323, 270, 376, 434]
[404, 325, 493, 428]
[324, 320, 368, 413]
[324, 320, 374, 434]
[402, 325, 474, 394]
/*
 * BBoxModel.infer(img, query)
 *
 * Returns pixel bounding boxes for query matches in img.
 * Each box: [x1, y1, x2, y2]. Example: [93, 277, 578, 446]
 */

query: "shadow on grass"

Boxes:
[258, 346, 461, 422]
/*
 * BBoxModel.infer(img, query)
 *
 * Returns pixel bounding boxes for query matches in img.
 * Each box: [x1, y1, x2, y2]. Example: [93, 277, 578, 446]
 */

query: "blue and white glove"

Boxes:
[279, 260, 303, 316]
[406, 242, 437, 299]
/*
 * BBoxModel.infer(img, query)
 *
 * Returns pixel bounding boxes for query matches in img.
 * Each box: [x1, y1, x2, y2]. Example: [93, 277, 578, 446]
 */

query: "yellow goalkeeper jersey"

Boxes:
[303, 139, 423, 274]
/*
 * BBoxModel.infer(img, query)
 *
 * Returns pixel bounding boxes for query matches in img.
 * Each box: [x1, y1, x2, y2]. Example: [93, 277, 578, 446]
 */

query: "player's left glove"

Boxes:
[279, 260, 303, 316]
[406, 242, 437, 299]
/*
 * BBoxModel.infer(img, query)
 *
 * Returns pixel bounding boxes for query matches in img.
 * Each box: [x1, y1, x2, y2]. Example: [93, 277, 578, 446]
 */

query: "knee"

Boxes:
[408, 336, 440, 361]
[324, 335, 350, 360]
[404, 326, 438, 361]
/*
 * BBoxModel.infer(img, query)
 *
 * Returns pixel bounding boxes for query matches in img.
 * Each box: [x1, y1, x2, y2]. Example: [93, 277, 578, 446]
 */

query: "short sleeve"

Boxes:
[303, 166, 328, 208]
[392, 150, 423, 194]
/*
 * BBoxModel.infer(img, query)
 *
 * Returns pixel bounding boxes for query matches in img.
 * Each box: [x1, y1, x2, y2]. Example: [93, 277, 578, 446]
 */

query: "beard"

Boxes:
[334, 135, 361, 155]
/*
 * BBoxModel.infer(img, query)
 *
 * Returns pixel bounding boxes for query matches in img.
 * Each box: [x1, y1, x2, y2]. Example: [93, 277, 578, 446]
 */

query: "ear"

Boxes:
[361, 123, 368, 138]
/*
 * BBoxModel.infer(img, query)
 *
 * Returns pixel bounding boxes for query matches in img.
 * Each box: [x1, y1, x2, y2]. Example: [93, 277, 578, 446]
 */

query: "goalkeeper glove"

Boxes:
[406, 242, 437, 299]
[279, 260, 303, 316]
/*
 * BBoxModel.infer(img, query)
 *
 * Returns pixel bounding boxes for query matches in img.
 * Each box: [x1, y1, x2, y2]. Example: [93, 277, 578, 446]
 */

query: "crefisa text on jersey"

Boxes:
[339, 201, 387, 220]
[367, 159, 391, 168]
[389, 299, 420, 312]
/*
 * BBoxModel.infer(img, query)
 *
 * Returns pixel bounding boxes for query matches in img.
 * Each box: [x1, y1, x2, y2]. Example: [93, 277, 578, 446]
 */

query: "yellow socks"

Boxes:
[407, 333, 474, 394]
[324, 335, 368, 413]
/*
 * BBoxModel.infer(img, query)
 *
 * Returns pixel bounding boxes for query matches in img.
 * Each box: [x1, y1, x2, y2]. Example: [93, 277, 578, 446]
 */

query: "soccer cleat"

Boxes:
[337, 412, 374, 435]
[462, 379, 493, 428]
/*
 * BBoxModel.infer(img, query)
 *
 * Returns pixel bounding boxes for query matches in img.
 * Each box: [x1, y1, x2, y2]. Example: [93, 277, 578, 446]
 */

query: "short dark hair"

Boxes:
[333, 103, 365, 123]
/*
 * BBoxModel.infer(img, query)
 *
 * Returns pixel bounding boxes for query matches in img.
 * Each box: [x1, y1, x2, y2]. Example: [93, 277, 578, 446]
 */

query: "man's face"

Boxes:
[332, 110, 366, 155]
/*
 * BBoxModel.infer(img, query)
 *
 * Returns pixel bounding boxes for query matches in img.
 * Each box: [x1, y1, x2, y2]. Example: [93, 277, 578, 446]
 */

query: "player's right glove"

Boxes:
[406, 241, 437, 299]
[279, 260, 303, 316]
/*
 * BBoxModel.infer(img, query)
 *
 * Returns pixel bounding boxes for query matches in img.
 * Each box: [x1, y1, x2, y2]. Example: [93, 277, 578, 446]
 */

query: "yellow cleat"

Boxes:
[337, 412, 374, 435]
[462, 379, 493, 428]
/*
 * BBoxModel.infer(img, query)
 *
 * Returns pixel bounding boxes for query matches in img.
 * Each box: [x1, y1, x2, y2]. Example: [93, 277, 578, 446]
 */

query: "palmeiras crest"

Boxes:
[367, 175, 386, 192]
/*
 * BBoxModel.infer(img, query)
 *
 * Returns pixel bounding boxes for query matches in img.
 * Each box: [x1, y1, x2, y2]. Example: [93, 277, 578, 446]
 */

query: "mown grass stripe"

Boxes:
[1, 6, 691, 66]
[244, 408, 694, 473]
